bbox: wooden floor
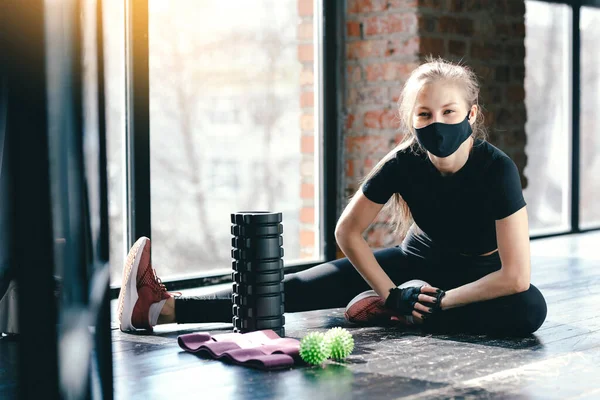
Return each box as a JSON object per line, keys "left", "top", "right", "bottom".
{"left": 3, "top": 231, "right": 600, "bottom": 399}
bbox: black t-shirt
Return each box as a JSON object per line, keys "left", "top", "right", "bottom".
{"left": 361, "top": 139, "right": 526, "bottom": 255}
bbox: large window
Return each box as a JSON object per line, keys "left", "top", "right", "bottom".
{"left": 106, "top": 0, "right": 325, "bottom": 284}
{"left": 147, "top": 0, "right": 320, "bottom": 279}
{"left": 523, "top": 1, "right": 572, "bottom": 235}
{"left": 580, "top": 6, "right": 600, "bottom": 228}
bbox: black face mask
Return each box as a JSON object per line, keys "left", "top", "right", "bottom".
{"left": 414, "top": 113, "right": 472, "bottom": 158}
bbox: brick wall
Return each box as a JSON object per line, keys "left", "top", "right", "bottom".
{"left": 343, "top": 0, "right": 528, "bottom": 249}
{"left": 298, "top": 0, "right": 316, "bottom": 259}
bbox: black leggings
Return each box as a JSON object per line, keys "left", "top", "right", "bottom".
{"left": 176, "top": 227, "right": 547, "bottom": 337}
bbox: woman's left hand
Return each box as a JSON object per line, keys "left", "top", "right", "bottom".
{"left": 416, "top": 285, "right": 446, "bottom": 319}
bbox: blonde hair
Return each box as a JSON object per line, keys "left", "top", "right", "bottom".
{"left": 359, "top": 57, "right": 488, "bottom": 239}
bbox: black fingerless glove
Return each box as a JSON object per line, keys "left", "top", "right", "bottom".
{"left": 383, "top": 286, "right": 422, "bottom": 315}
{"left": 429, "top": 290, "right": 446, "bottom": 314}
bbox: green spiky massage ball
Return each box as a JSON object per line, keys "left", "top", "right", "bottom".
{"left": 324, "top": 327, "right": 354, "bottom": 361}
{"left": 300, "top": 332, "right": 331, "bottom": 365}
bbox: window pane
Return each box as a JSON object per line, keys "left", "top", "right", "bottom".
{"left": 149, "top": 0, "right": 320, "bottom": 279}
{"left": 523, "top": 1, "right": 571, "bottom": 235}
{"left": 104, "top": 0, "right": 126, "bottom": 285}
{"left": 580, "top": 6, "right": 600, "bottom": 228}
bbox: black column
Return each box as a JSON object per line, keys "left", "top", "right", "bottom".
{"left": 5, "top": 1, "right": 60, "bottom": 398}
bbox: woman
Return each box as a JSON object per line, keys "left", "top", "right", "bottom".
{"left": 117, "top": 58, "right": 547, "bottom": 337}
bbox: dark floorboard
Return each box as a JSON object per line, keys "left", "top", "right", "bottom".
{"left": 2, "top": 232, "right": 600, "bottom": 399}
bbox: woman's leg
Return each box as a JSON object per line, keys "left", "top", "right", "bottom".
{"left": 172, "top": 245, "right": 432, "bottom": 324}
{"left": 423, "top": 284, "right": 547, "bottom": 337}
{"left": 421, "top": 252, "right": 548, "bottom": 337}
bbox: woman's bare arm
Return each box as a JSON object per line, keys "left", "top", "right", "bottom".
{"left": 335, "top": 191, "right": 401, "bottom": 300}
{"left": 440, "top": 206, "right": 531, "bottom": 310}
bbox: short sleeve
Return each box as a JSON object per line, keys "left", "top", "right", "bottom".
{"left": 360, "top": 156, "right": 399, "bottom": 204}
{"left": 491, "top": 156, "right": 527, "bottom": 220}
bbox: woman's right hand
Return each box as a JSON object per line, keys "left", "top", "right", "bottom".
{"left": 384, "top": 285, "right": 440, "bottom": 324}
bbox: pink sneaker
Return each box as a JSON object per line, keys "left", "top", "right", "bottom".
{"left": 117, "top": 237, "right": 172, "bottom": 332}
{"left": 344, "top": 280, "right": 429, "bottom": 325}
{"left": 344, "top": 290, "right": 394, "bottom": 324}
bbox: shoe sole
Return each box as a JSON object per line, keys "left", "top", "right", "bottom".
{"left": 117, "top": 237, "right": 148, "bottom": 332}
{"left": 344, "top": 279, "right": 430, "bottom": 324}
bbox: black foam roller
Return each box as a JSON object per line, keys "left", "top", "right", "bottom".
{"left": 232, "top": 315, "right": 285, "bottom": 330}
{"left": 232, "top": 292, "right": 284, "bottom": 308}
{"left": 232, "top": 259, "right": 284, "bottom": 273}
{"left": 231, "top": 211, "right": 282, "bottom": 225}
{"left": 232, "top": 270, "right": 284, "bottom": 285}
{"left": 232, "top": 236, "right": 283, "bottom": 250}
{"left": 233, "top": 282, "right": 284, "bottom": 296}
{"left": 232, "top": 247, "right": 284, "bottom": 261}
{"left": 232, "top": 303, "right": 285, "bottom": 319}
{"left": 231, "top": 223, "right": 283, "bottom": 237}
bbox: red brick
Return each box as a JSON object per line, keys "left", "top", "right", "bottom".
{"left": 347, "top": 158, "right": 385, "bottom": 179}
{"left": 495, "top": 21, "right": 525, "bottom": 38}
{"left": 297, "top": 21, "right": 313, "bottom": 40}
{"left": 482, "top": 110, "right": 495, "bottom": 126}
{"left": 298, "top": 0, "right": 313, "bottom": 17}
{"left": 448, "top": 40, "right": 466, "bottom": 56}
{"left": 418, "top": 36, "right": 445, "bottom": 56}
{"left": 300, "top": 207, "right": 315, "bottom": 224}
{"left": 346, "top": 135, "right": 393, "bottom": 155}
{"left": 380, "top": 109, "right": 398, "bottom": 128}
{"left": 514, "top": 22, "right": 525, "bottom": 36}
{"left": 346, "top": 113, "right": 356, "bottom": 130}
{"left": 297, "top": 44, "right": 313, "bottom": 62}
{"left": 475, "top": 64, "right": 494, "bottom": 80}
{"left": 363, "top": 158, "right": 376, "bottom": 169}
{"left": 348, "top": 65, "right": 362, "bottom": 82}
{"left": 447, "top": 0, "right": 469, "bottom": 12}
{"left": 390, "top": 85, "right": 403, "bottom": 102}
{"left": 347, "top": 86, "right": 389, "bottom": 106}
{"left": 301, "top": 183, "right": 314, "bottom": 199}
{"left": 346, "top": 159, "right": 355, "bottom": 177}
{"left": 347, "top": 0, "right": 389, "bottom": 14}
{"left": 364, "top": 13, "right": 418, "bottom": 36}
{"left": 512, "top": 66, "right": 525, "bottom": 81}
{"left": 418, "top": 15, "right": 437, "bottom": 33}
{"left": 387, "top": 36, "right": 420, "bottom": 56}
{"left": 495, "top": 65, "right": 510, "bottom": 83}
{"left": 300, "top": 68, "right": 313, "bottom": 86}
{"left": 301, "top": 135, "right": 314, "bottom": 153}
{"left": 418, "top": 0, "right": 445, "bottom": 10}
{"left": 365, "top": 62, "right": 418, "bottom": 82}
{"left": 347, "top": 21, "right": 362, "bottom": 38}
{"left": 364, "top": 109, "right": 399, "bottom": 129}
{"left": 506, "top": 0, "right": 526, "bottom": 17}
{"left": 300, "top": 230, "right": 315, "bottom": 246}
{"left": 300, "top": 91, "right": 314, "bottom": 107}
{"left": 389, "top": 0, "right": 418, "bottom": 7}
{"left": 347, "top": 40, "right": 388, "bottom": 59}
{"left": 470, "top": 42, "right": 494, "bottom": 59}
{"left": 503, "top": 130, "right": 524, "bottom": 148}
{"left": 300, "top": 114, "right": 314, "bottom": 131}
{"left": 438, "top": 16, "right": 474, "bottom": 36}
{"left": 506, "top": 43, "right": 525, "bottom": 59}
